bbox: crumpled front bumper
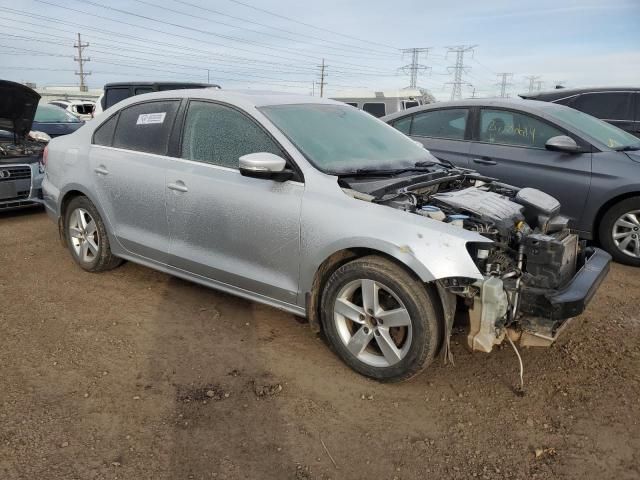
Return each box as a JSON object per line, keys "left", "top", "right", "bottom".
{"left": 518, "top": 247, "right": 611, "bottom": 340}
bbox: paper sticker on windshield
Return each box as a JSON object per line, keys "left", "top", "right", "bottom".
{"left": 136, "top": 112, "right": 166, "bottom": 125}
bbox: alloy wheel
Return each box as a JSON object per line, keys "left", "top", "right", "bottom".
{"left": 333, "top": 279, "right": 413, "bottom": 367}
{"left": 612, "top": 210, "right": 640, "bottom": 259}
{"left": 68, "top": 207, "right": 100, "bottom": 263}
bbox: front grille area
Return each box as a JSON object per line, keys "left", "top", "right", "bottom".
{"left": 0, "top": 165, "right": 32, "bottom": 203}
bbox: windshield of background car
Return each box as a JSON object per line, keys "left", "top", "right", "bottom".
{"left": 260, "top": 103, "right": 433, "bottom": 173}
{"left": 547, "top": 106, "right": 639, "bottom": 150}
{"left": 35, "top": 105, "right": 81, "bottom": 123}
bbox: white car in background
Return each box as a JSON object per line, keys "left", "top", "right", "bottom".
{"left": 48, "top": 99, "right": 96, "bottom": 121}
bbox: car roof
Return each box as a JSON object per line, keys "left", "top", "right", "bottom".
{"left": 381, "top": 98, "right": 566, "bottom": 122}
{"left": 104, "top": 81, "right": 220, "bottom": 89}
{"left": 107, "top": 89, "right": 344, "bottom": 111}
{"left": 519, "top": 86, "right": 640, "bottom": 101}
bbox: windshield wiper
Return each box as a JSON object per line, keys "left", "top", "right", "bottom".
{"left": 339, "top": 165, "right": 437, "bottom": 177}
{"left": 615, "top": 144, "right": 640, "bottom": 152}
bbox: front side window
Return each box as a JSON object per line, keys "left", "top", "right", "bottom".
{"left": 261, "top": 103, "right": 432, "bottom": 174}
{"left": 180, "top": 101, "right": 283, "bottom": 169}
{"left": 573, "top": 92, "right": 633, "bottom": 121}
{"left": 362, "top": 103, "right": 386, "bottom": 117}
{"left": 411, "top": 108, "right": 468, "bottom": 139}
{"left": 112, "top": 100, "right": 179, "bottom": 155}
{"left": 479, "top": 109, "right": 563, "bottom": 149}
{"left": 34, "top": 104, "right": 81, "bottom": 123}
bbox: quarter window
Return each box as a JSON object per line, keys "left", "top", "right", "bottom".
{"left": 572, "top": 92, "right": 633, "bottom": 121}
{"left": 93, "top": 114, "right": 118, "bottom": 146}
{"left": 105, "top": 87, "right": 130, "bottom": 109}
{"left": 112, "top": 100, "right": 179, "bottom": 155}
{"left": 392, "top": 116, "right": 412, "bottom": 134}
{"left": 411, "top": 109, "right": 468, "bottom": 139}
{"left": 479, "top": 109, "right": 564, "bottom": 149}
{"left": 180, "top": 101, "right": 283, "bottom": 169}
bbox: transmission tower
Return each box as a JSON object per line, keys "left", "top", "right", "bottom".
{"left": 400, "top": 48, "right": 431, "bottom": 88}
{"left": 535, "top": 80, "right": 544, "bottom": 92}
{"left": 495, "top": 72, "right": 513, "bottom": 98}
{"left": 524, "top": 75, "right": 541, "bottom": 94}
{"left": 317, "top": 58, "right": 327, "bottom": 97}
{"left": 445, "top": 45, "right": 477, "bottom": 101}
{"left": 74, "top": 33, "right": 90, "bottom": 92}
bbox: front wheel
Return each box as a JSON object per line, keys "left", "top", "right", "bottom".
{"left": 320, "top": 255, "right": 442, "bottom": 382}
{"left": 64, "top": 196, "right": 122, "bottom": 272}
{"left": 599, "top": 197, "right": 640, "bottom": 266}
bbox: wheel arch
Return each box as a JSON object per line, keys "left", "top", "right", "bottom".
{"left": 304, "top": 247, "right": 443, "bottom": 335}
{"left": 593, "top": 192, "right": 640, "bottom": 243}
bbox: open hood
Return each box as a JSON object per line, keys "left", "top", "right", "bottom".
{"left": 0, "top": 80, "right": 40, "bottom": 138}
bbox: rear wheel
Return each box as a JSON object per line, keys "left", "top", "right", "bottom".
{"left": 599, "top": 197, "right": 640, "bottom": 266}
{"left": 320, "top": 255, "right": 442, "bottom": 382}
{"left": 64, "top": 196, "right": 122, "bottom": 272}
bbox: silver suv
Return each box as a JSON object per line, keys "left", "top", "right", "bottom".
{"left": 42, "top": 90, "right": 610, "bottom": 382}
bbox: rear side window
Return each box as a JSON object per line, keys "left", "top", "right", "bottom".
{"left": 572, "top": 92, "right": 633, "bottom": 121}
{"left": 180, "top": 101, "right": 282, "bottom": 169}
{"left": 93, "top": 114, "right": 118, "bottom": 146}
{"left": 479, "top": 109, "right": 563, "bottom": 149}
{"left": 411, "top": 109, "right": 468, "bottom": 139}
{"left": 362, "top": 103, "right": 386, "bottom": 117}
{"left": 403, "top": 100, "right": 419, "bottom": 109}
{"left": 392, "top": 116, "right": 412, "bottom": 134}
{"left": 345, "top": 102, "right": 358, "bottom": 108}
{"left": 135, "top": 87, "right": 154, "bottom": 95}
{"left": 105, "top": 87, "right": 131, "bottom": 109}
{"left": 112, "top": 100, "right": 179, "bottom": 155}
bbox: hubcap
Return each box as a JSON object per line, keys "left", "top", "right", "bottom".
{"left": 68, "top": 208, "right": 99, "bottom": 263}
{"left": 613, "top": 210, "right": 640, "bottom": 258}
{"left": 334, "top": 279, "right": 412, "bottom": 367}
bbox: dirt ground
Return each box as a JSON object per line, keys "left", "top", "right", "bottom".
{"left": 1, "top": 208, "right": 639, "bottom": 480}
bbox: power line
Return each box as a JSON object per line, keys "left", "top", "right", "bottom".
{"left": 224, "top": 0, "right": 399, "bottom": 51}
{"left": 446, "top": 45, "right": 477, "bottom": 101}
{"left": 400, "top": 48, "right": 431, "bottom": 88}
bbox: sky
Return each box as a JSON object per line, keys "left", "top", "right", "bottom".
{"left": 1, "top": 0, "right": 639, "bottom": 100}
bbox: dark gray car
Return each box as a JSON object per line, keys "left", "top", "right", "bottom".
{"left": 383, "top": 99, "right": 640, "bottom": 266}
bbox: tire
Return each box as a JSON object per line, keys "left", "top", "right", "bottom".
{"left": 320, "top": 255, "right": 442, "bottom": 382}
{"left": 64, "top": 196, "right": 122, "bottom": 272}
{"left": 599, "top": 197, "right": 640, "bottom": 267}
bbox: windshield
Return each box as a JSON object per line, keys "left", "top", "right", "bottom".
{"left": 547, "top": 106, "right": 639, "bottom": 150}
{"left": 35, "top": 104, "right": 81, "bottom": 123}
{"left": 260, "top": 103, "right": 432, "bottom": 173}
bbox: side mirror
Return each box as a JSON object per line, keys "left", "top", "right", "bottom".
{"left": 239, "top": 152, "right": 293, "bottom": 181}
{"left": 545, "top": 135, "right": 584, "bottom": 154}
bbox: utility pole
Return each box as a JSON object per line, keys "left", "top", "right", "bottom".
{"left": 400, "top": 47, "right": 431, "bottom": 88}
{"left": 318, "top": 58, "right": 326, "bottom": 97}
{"left": 470, "top": 86, "right": 478, "bottom": 98}
{"left": 74, "top": 33, "right": 90, "bottom": 92}
{"left": 445, "top": 45, "right": 477, "bottom": 101}
{"left": 524, "top": 75, "right": 541, "bottom": 94}
{"left": 495, "top": 72, "right": 513, "bottom": 98}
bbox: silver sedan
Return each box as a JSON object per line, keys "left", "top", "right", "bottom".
{"left": 42, "top": 90, "right": 609, "bottom": 382}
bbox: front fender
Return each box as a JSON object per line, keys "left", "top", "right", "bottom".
{"left": 299, "top": 187, "right": 489, "bottom": 297}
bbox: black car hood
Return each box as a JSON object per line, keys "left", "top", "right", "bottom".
{"left": 0, "top": 80, "right": 40, "bottom": 138}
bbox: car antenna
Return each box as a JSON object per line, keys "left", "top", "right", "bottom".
{"left": 506, "top": 334, "right": 525, "bottom": 396}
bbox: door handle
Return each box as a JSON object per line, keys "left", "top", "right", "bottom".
{"left": 472, "top": 158, "right": 497, "bottom": 166}
{"left": 167, "top": 181, "right": 188, "bottom": 193}
{"left": 94, "top": 165, "right": 109, "bottom": 175}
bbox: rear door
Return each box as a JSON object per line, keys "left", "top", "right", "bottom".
{"left": 89, "top": 99, "right": 180, "bottom": 263}
{"left": 392, "top": 107, "right": 473, "bottom": 167}
{"left": 468, "top": 107, "right": 592, "bottom": 227}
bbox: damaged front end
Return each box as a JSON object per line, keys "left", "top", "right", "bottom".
{"left": 340, "top": 165, "right": 611, "bottom": 354}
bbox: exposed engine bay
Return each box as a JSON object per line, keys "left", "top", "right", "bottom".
{"left": 339, "top": 164, "right": 607, "bottom": 355}
{"left": 0, "top": 134, "right": 46, "bottom": 164}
